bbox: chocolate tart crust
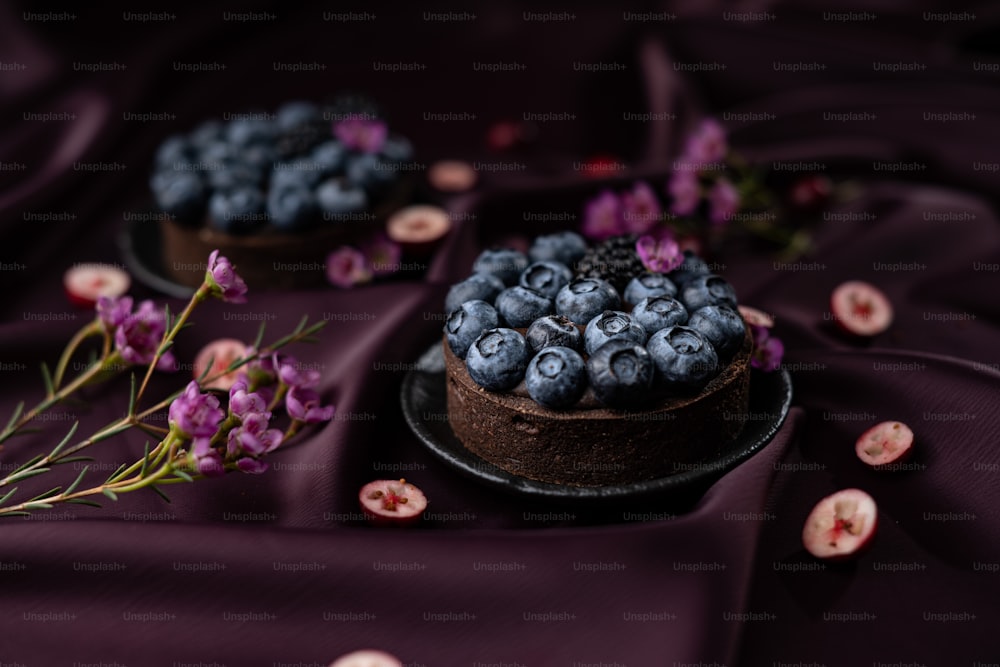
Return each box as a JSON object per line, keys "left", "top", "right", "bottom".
{"left": 444, "top": 332, "right": 752, "bottom": 487}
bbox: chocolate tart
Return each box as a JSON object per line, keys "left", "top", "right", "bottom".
{"left": 443, "top": 330, "right": 752, "bottom": 487}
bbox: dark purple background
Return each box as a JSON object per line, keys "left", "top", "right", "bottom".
{"left": 2, "top": 1, "right": 1000, "bottom": 664}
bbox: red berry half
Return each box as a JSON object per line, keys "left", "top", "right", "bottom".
{"left": 386, "top": 205, "right": 452, "bottom": 257}
{"left": 359, "top": 479, "right": 427, "bottom": 526}
{"left": 64, "top": 263, "right": 131, "bottom": 308}
{"left": 802, "top": 488, "right": 878, "bottom": 560}
{"left": 830, "top": 280, "right": 893, "bottom": 336}
{"left": 193, "top": 338, "right": 248, "bottom": 391}
{"left": 427, "top": 160, "right": 478, "bottom": 193}
{"left": 787, "top": 174, "right": 833, "bottom": 214}
{"left": 855, "top": 420, "right": 914, "bottom": 467}
{"left": 329, "top": 650, "right": 403, "bottom": 667}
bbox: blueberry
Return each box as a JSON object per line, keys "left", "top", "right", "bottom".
{"left": 207, "top": 160, "right": 264, "bottom": 191}
{"left": 687, "top": 305, "right": 746, "bottom": 361}
{"left": 152, "top": 171, "right": 207, "bottom": 222}
{"left": 472, "top": 248, "right": 529, "bottom": 286}
{"left": 312, "top": 141, "right": 346, "bottom": 175}
{"left": 525, "top": 346, "right": 587, "bottom": 409}
{"left": 207, "top": 186, "right": 266, "bottom": 234}
{"left": 623, "top": 272, "right": 677, "bottom": 304}
{"left": 199, "top": 140, "right": 239, "bottom": 169}
{"left": 528, "top": 231, "right": 588, "bottom": 266}
{"left": 518, "top": 261, "right": 573, "bottom": 299}
{"left": 275, "top": 100, "right": 320, "bottom": 131}
{"left": 444, "top": 273, "right": 506, "bottom": 314}
{"left": 680, "top": 274, "right": 738, "bottom": 312}
{"left": 465, "top": 328, "right": 530, "bottom": 392}
{"left": 495, "top": 286, "right": 554, "bottom": 328}
{"left": 154, "top": 135, "right": 192, "bottom": 168}
{"left": 584, "top": 310, "right": 648, "bottom": 356}
{"left": 316, "top": 179, "right": 368, "bottom": 219}
{"left": 346, "top": 153, "right": 397, "bottom": 191}
{"left": 190, "top": 120, "right": 225, "bottom": 148}
{"left": 226, "top": 117, "right": 275, "bottom": 147}
{"left": 379, "top": 134, "right": 414, "bottom": 163}
{"left": 586, "top": 340, "right": 655, "bottom": 409}
{"left": 647, "top": 326, "right": 720, "bottom": 391}
{"left": 272, "top": 159, "right": 324, "bottom": 190}
{"left": 667, "top": 250, "right": 712, "bottom": 289}
{"left": 267, "top": 185, "right": 318, "bottom": 230}
{"left": 554, "top": 278, "right": 621, "bottom": 325}
{"left": 631, "top": 296, "right": 688, "bottom": 335}
{"left": 525, "top": 314, "right": 583, "bottom": 353}
{"left": 240, "top": 144, "right": 278, "bottom": 173}
{"left": 445, "top": 300, "right": 499, "bottom": 359}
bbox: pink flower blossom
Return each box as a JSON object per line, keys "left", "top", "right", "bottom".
{"left": 620, "top": 181, "right": 661, "bottom": 235}
{"left": 636, "top": 235, "right": 684, "bottom": 273}
{"left": 115, "top": 300, "right": 175, "bottom": 371}
{"left": 334, "top": 117, "right": 388, "bottom": 153}
{"left": 750, "top": 325, "right": 784, "bottom": 372}
{"left": 667, "top": 170, "right": 701, "bottom": 217}
{"left": 683, "top": 118, "right": 728, "bottom": 166}
{"left": 708, "top": 178, "right": 740, "bottom": 226}
{"left": 326, "top": 246, "right": 373, "bottom": 288}
{"left": 169, "top": 381, "right": 225, "bottom": 438}
{"left": 206, "top": 250, "right": 248, "bottom": 303}
{"left": 362, "top": 233, "right": 402, "bottom": 277}
{"left": 581, "top": 190, "right": 626, "bottom": 241}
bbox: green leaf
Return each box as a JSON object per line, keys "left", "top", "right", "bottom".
{"left": 66, "top": 498, "right": 103, "bottom": 508}
{"left": 102, "top": 488, "right": 119, "bottom": 501}
{"left": 173, "top": 469, "right": 194, "bottom": 483}
{"left": 140, "top": 442, "right": 151, "bottom": 478}
{"left": 9, "top": 454, "right": 43, "bottom": 476}
{"left": 40, "top": 362, "right": 55, "bottom": 397}
{"left": 64, "top": 466, "right": 88, "bottom": 495}
{"left": 127, "top": 373, "right": 137, "bottom": 417}
{"left": 3, "top": 401, "right": 24, "bottom": 434}
{"left": 252, "top": 322, "right": 266, "bottom": 350}
{"left": 294, "top": 314, "right": 308, "bottom": 335}
{"left": 49, "top": 421, "right": 80, "bottom": 459}
{"left": 0, "top": 487, "right": 18, "bottom": 506}
{"left": 150, "top": 486, "right": 172, "bottom": 504}
{"left": 4, "top": 467, "right": 50, "bottom": 484}
{"left": 28, "top": 487, "right": 62, "bottom": 502}
{"left": 22, "top": 502, "right": 53, "bottom": 511}
{"left": 196, "top": 354, "right": 215, "bottom": 383}
{"left": 103, "top": 464, "right": 128, "bottom": 485}
{"left": 0, "top": 511, "right": 31, "bottom": 517}
{"left": 163, "top": 302, "right": 172, "bottom": 330}
{"left": 53, "top": 456, "right": 94, "bottom": 466}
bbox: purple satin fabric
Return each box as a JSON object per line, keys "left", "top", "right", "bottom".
{"left": 2, "top": 1, "right": 999, "bottom": 664}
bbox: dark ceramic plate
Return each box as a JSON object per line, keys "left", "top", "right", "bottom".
{"left": 401, "top": 343, "right": 793, "bottom": 505}
{"left": 117, "top": 216, "right": 196, "bottom": 299}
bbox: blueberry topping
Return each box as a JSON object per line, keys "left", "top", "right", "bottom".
{"left": 226, "top": 117, "right": 275, "bottom": 147}
{"left": 472, "top": 248, "right": 530, "bottom": 286}
{"left": 623, "top": 272, "right": 677, "bottom": 305}
{"left": 554, "top": 278, "right": 621, "bottom": 325}
{"left": 445, "top": 273, "right": 505, "bottom": 314}
{"left": 275, "top": 101, "right": 320, "bottom": 131}
{"left": 687, "top": 305, "right": 746, "bottom": 361}
{"left": 346, "top": 153, "right": 397, "bottom": 191}
{"left": 667, "top": 251, "right": 712, "bottom": 289}
{"left": 495, "top": 286, "right": 554, "bottom": 328}
{"left": 154, "top": 135, "right": 192, "bottom": 168}
{"left": 316, "top": 179, "right": 368, "bottom": 218}
{"left": 267, "top": 185, "right": 318, "bottom": 230}
{"left": 445, "top": 300, "right": 499, "bottom": 359}
{"left": 583, "top": 310, "right": 648, "bottom": 356}
{"left": 586, "top": 340, "right": 655, "bottom": 409}
{"left": 630, "top": 296, "right": 689, "bottom": 335}
{"left": 525, "top": 314, "right": 583, "bottom": 353}
{"left": 528, "top": 231, "right": 588, "bottom": 266}
{"left": 272, "top": 159, "right": 325, "bottom": 190}
{"left": 525, "top": 346, "right": 587, "bottom": 409}
{"left": 647, "top": 326, "right": 720, "bottom": 391}
{"left": 465, "top": 328, "right": 530, "bottom": 392}
{"left": 312, "top": 141, "right": 346, "bottom": 175}
{"left": 379, "top": 134, "right": 415, "bottom": 163}
{"left": 150, "top": 171, "right": 207, "bottom": 223}
{"left": 518, "top": 261, "right": 573, "bottom": 299}
{"left": 680, "top": 274, "right": 738, "bottom": 312}
{"left": 207, "top": 186, "right": 267, "bottom": 234}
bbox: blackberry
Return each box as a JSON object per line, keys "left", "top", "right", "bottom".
{"left": 574, "top": 234, "right": 644, "bottom": 292}
{"left": 274, "top": 115, "right": 330, "bottom": 160}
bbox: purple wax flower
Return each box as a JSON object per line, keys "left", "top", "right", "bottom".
{"left": 636, "top": 235, "right": 684, "bottom": 274}
{"left": 227, "top": 412, "right": 283, "bottom": 458}
{"left": 285, "top": 386, "right": 335, "bottom": 424}
{"left": 362, "top": 233, "right": 402, "bottom": 277}
{"left": 683, "top": 118, "right": 728, "bottom": 166}
{"left": 581, "top": 190, "right": 626, "bottom": 241}
{"left": 621, "top": 181, "right": 661, "bottom": 235}
{"left": 326, "top": 246, "right": 373, "bottom": 289}
{"left": 206, "top": 250, "right": 248, "bottom": 304}
{"left": 750, "top": 325, "right": 785, "bottom": 373}
{"left": 667, "top": 170, "right": 701, "bottom": 217}
{"left": 229, "top": 380, "right": 267, "bottom": 419}
{"left": 334, "top": 117, "right": 388, "bottom": 153}
{"left": 97, "top": 295, "right": 132, "bottom": 330}
{"left": 114, "top": 299, "right": 175, "bottom": 371}
{"left": 236, "top": 458, "right": 269, "bottom": 474}
{"left": 277, "top": 356, "right": 321, "bottom": 390}
{"left": 708, "top": 178, "right": 740, "bottom": 226}
{"left": 191, "top": 437, "right": 225, "bottom": 478}
{"left": 169, "top": 381, "right": 225, "bottom": 438}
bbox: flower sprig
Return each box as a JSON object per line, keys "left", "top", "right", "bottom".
{"left": 0, "top": 250, "right": 333, "bottom": 517}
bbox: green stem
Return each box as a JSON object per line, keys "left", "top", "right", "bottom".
{"left": 52, "top": 320, "right": 104, "bottom": 390}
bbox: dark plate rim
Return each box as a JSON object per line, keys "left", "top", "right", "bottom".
{"left": 400, "top": 343, "right": 793, "bottom": 504}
